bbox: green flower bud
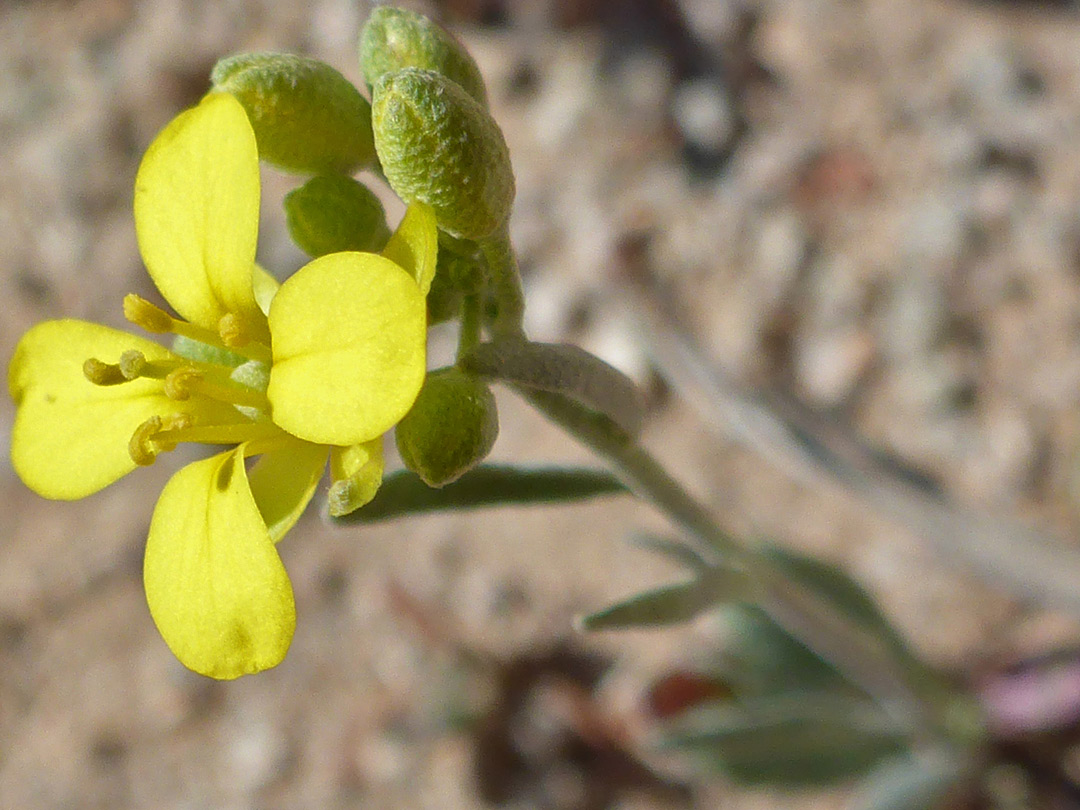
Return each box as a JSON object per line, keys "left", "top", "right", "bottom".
{"left": 396, "top": 368, "right": 499, "bottom": 487}
{"left": 372, "top": 68, "right": 515, "bottom": 240}
{"left": 211, "top": 53, "right": 376, "bottom": 174}
{"left": 285, "top": 175, "right": 391, "bottom": 257}
{"left": 359, "top": 6, "right": 488, "bottom": 107}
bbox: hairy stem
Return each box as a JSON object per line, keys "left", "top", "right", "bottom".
{"left": 479, "top": 226, "right": 526, "bottom": 339}
{"left": 524, "top": 388, "right": 942, "bottom": 736}
{"left": 457, "top": 293, "right": 482, "bottom": 359}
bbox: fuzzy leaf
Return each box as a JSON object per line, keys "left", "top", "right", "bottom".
{"left": 462, "top": 340, "right": 645, "bottom": 436}
{"left": 333, "top": 465, "right": 627, "bottom": 523}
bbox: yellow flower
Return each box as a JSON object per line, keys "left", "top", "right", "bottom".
{"left": 8, "top": 93, "right": 437, "bottom": 679}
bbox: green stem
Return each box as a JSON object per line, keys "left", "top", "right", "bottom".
{"left": 521, "top": 389, "right": 737, "bottom": 559}
{"left": 479, "top": 226, "right": 526, "bottom": 339}
{"left": 457, "top": 294, "right": 482, "bottom": 360}
{"left": 481, "top": 233, "right": 946, "bottom": 738}
{"left": 523, "top": 388, "right": 939, "bottom": 736}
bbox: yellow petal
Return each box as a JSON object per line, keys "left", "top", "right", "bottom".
{"left": 382, "top": 201, "right": 438, "bottom": 295}
{"left": 248, "top": 438, "right": 328, "bottom": 543}
{"left": 267, "top": 252, "right": 426, "bottom": 445}
{"left": 9, "top": 320, "right": 237, "bottom": 500}
{"left": 327, "top": 437, "right": 384, "bottom": 517}
{"left": 144, "top": 447, "right": 295, "bottom": 679}
{"left": 134, "top": 93, "right": 268, "bottom": 342}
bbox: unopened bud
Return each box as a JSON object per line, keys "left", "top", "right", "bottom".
{"left": 285, "top": 175, "right": 391, "bottom": 257}
{"left": 360, "top": 6, "right": 488, "bottom": 107}
{"left": 395, "top": 368, "right": 498, "bottom": 487}
{"left": 373, "top": 68, "right": 514, "bottom": 240}
{"left": 211, "top": 53, "right": 376, "bottom": 175}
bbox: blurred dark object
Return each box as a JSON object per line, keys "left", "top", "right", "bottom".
{"left": 646, "top": 670, "right": 732, "bottom": 719}
{"left": 473, "top": 643, "right": 693, "bottom": 809}
{"left": 386, "top": 580, "right": 691, "bottom": 809}
{"left": 434, "top": 0, "right": 510, "bottom": 27}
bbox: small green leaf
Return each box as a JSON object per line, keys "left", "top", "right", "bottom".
{"left": 212, "top": 53, "right": 375, "bottom": 174}
{"left": 285, "top": 175, "right": 390, "bottom": 257}
{"left": 762, "top": 546, "right": 916, "bottom": 663}
{"left": 461, "top": 340, "right": 645, "bottom": 436}
{"left": 663, "top": 693, "right": 907, "bottom": 787}
{"left": 332, "top": 465, "right": 628, "bottom": 524}
{"left": 360, "top": 6, "right": 488, "bottom": 107}
{"left": 581, "top": 568, "right": 747, "bottom": 630}
{"left": 849, "top": 749, "right": 971, "bottom": 810}
{"left": 631, "top": 533, "right": 710, "bottom": 572}
{"left": 713, "top": 604, "right": 847, "bottom": 695}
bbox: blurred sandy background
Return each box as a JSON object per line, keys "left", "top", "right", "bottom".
{"left": 6, "top": 0, "right": 1080, "bottom": 807}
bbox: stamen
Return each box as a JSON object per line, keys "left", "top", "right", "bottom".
{"left": 119, "top": 350, "right": 148, "bottom": 380}
{"left": 127, "top": 413, "right": 194, "bottom": 465}
{"left": 218, "top": 313, "right": 248, "bottom": 347}
{"left": 123, "top": 293, "right": 272, "bottom": 365}
{"left": 192, "top": 377, "right": 269, "bottom": 409}
{"left": 153, "top": 421, "right": 286, "bottom": 446}
{"left": 129, "top": 416, "right": 163, "bottom": 466}
{"left": 123, "top": 294, "right": 174, "bottom": 334}
{"left": 83, "top": 358, "right": 128, "bottom": 386}
{"left": 220, "top": 313, "right": 273, "bottom": 365}
{"left": 159, "top": 364, "right": 269, "bottom": 409}
{"left": 164, "top": 367, "right": 201, "bottom": 400}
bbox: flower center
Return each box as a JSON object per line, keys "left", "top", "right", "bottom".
{"left": 83, "top": 296, "right": 288, "bottom": 466}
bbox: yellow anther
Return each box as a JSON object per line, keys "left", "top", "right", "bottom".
{"left": 123, "top": 294, "right": 175, "bottom": 334}
{"left": 127, "top": 413, "right": 192, "bottom": 465}
{"left": 119, "top": 350, "right": 148, "bottom": 380}
{"left": 153, "top": 413, "right": 193, "bottom": 451}
{"left": 164, "top": 367, "right": 202, "bottom": 400}
{"left": 129, "top": 416, "right": 163, "bottom": 466}
{"left": 218, "top": 312, "right": 249, "bottom": 348}
{"left": 83, "top": 358, "right": 127, "bottom": 386}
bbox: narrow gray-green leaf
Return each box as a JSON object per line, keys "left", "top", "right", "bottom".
{"left": 582, "top": 568, "right": 747, "bottom": 630}
{"left": 631, "top": 533, "right": 710, "bottom": 572}
{"left": 662, "top": 693, "right": 907, "bottom": 787}
{"left": 761, "top": 546, "right": 917, "bottom": 665}
{"left": 332, "top": 465, "right": 628, "bottom": 524}
{"left": 461, "top": 340, "right": 646, "bottom": 436}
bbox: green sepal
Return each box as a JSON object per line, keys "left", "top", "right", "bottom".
{"left": 425, "top": 262, "right": 462, "bottom": 326}
{"left": 396, "top": 368, "right": 499, "bottom": 487}
{"left": 330, "top": 465, "right": 628, "bottom": 524}
{"left": 662, "top": 693, "right": 907, "bottom": 787}
{"left": 581, "top": 567, "right": 748, "bottom": 631}
{"left": 360, "top": 6, "right": 488, "bottom": 107}
{"left": 426, "top": 233, "right": 486, "bottom": 324}
{"left": 373, "top": 68, "right": 514, "bottom": 239}
{"left": 211, "top": 53, "right": 376, "bottom": 174}
{"left": 285, "top": 174, "right": 390, "bottom": 257}
{"left": 438, "top": 232, "right": 485, "bottom": 293}
{"left": 171, "top": 334, "right": 247, "bottom": 368}
{"left": 461, "top": 340, "right": 645, "bottom": 436}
